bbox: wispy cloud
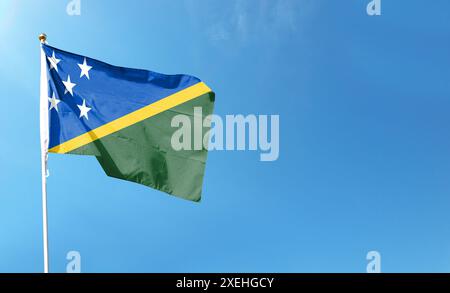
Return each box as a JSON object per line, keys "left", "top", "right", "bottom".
{"left": 184, "top": 0, "right": 317, "bottom": 44}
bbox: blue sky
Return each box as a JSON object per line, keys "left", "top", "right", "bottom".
{"left": 1, "top": 0, "right": 450, "bottom": 272}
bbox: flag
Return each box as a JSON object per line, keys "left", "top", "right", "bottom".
{"left": 42, "top": 44, "right": 215, "bottom": 202}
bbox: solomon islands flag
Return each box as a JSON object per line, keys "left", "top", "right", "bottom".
{"left": 42, "top": 44, "right": 215, "bottom": 202}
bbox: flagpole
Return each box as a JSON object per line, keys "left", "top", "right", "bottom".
{"left": 39, "top": 33, "right": 50, "bottom": 273}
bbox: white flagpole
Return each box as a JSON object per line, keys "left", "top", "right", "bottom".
{"left": 39, "top": 33, "right": 49, "bottom": 273}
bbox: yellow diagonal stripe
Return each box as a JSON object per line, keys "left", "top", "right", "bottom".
{"left": 49, "top": 82, "right": 211, "bottom": 154}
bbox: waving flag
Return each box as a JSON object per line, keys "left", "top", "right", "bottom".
{"left": 41, "top": 44, "right": 215, "bottom": 202}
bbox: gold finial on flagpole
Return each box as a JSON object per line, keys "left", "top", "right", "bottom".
{"left": 38, "top": 33, "right": 47, "bottom": 43}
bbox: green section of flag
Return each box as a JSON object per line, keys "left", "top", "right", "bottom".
{"left": 68, "top": 92, "right": 215, "bottom": 202}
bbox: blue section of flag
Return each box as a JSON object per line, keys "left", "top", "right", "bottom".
{"left": 42, "top": 44, "right": 201, "bottom": 149}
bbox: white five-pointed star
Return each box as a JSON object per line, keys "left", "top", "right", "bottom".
{"left": 48, "top": 93, "right": 61, "bottom": 111}
{"left": 77, "top": 99, "right": 92, "bottom": 120}
{"left": 78, "top": 58, "right": 93, "bottom": 79}
{"left": 47, "top": 51, "right": 61, "bottom": 72}
{"left": 62, "top": 75, "right": 76, "bottom": 96}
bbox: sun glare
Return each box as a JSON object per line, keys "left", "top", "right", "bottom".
{"left": 0, "top": 0, "right": 17, "bottom": 31}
